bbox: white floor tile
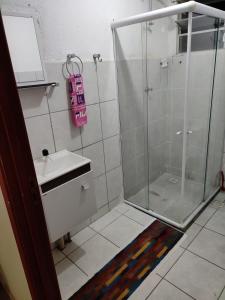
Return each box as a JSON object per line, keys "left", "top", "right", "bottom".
{"left": 205, "top": 207, "right": 225, "bottom": 236}
{"left": 113, "top": 202, "right": 130, "bottom": 214}
{"left": 209, "top": 193, "right": 225, "bottom": 209}
{"left": 56, "top": 258, "right": 88, "bottom": 300}
{"left": 181, "top": 223, "right": 202, "bottom": 248}
{"left": 68, "top": 234, "right": 119, "bottom": 277}
{"left": 155, "top": 246, "right": 185, "bottom": 277}
{"left": 100, "top": 215, "right": 144, "bottom": 248}
{"left": 52, "top": 248, "right": 65, "bottom": 264}
{"left": 63, "top": 227, "right": 96, "bottom": 256}
{"left": 166, "top": 251, "right": 225, "bottom": 300}
{"left": 194, "top": 206, "right": 216, "bottom": 227}
{"left": 147, "top": 279, "right": 193, "bottom": 300}
{"left": 124, "top": 207, "right": 156, "bottom": 227}
{"left": 90, "top": 209, "right": 121, "bottom": 232}
{"left": 188, "top": 228, "right": 225, "bottom": 269}
{"left": 219, "top": 287, "right": 225, "bottom": 300}
{"left": 129, "top": 273, "right": 161, "bottom": 300}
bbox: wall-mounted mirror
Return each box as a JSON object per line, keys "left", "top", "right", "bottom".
{"left": 2, "top": 6, "right": 47, "bottom": 87}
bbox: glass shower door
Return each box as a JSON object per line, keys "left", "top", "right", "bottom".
{"left": 146, "top": 13, "right": 221, "bottom": 225}
{"left": 146, "top": 14, "right": 188, "bottom": 224}
{"left": 184, "top": 15, "right": 221, "bottom": 214}
{"left": 114, "top": 23, "right": 149, "bottom": 210}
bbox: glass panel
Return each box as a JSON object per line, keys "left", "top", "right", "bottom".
{"left": 114, "top": 23, "right": 149, "bottom": 209}
{"left": 205, "top": 22, "right": 225, "bottom": 199}
{"left": 179, "top": 30, "right": 224, "bottom": 53}
{"left": 184, "top": 16, "right": 220, "bottom": 220}
{"left": 146, "top": 14, "right": 187, "bottom": 223}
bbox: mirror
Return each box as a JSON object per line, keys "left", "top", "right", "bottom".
{"left": 2, "top": 8, "right": 47, "bottom": 86}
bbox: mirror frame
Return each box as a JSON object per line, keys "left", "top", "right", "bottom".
{"left": 1, "top": 5, "right": 48, "bottom": 87}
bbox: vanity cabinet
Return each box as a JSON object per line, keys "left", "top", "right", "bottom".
{"left": 34, "top": 150, "right": 97, "bottom": 243}
{"left": 41, "top": 167, "right": 95, "bottom": 242}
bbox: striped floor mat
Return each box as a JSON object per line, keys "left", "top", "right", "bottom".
{"left": 69, "top": 219, "right": 183, "bottom": 300}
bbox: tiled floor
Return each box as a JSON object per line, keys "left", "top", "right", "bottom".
{"left": 53, "top": 193, "right": 225, "bottom": 300}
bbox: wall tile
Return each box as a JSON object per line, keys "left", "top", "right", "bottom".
{"left": 25, "top": 115, "right": 55, "bottom": 159}
{"left": 83, "top": 142, "right": 105, "bottom": 177}
{"left": 19, "top": 88, "right": 49, "bottom": 118}
{"left": 91, "top": 204, "right": 110, "bottom": 223}
{"left": 94, "top": 175, "right": 108, "bottom": 209}
{"left": 104, "top": 135, "right": 121, "bottom": 171}
{"left": 106, "top": 167, "right": 123, "bottom": 202}
{"left": 83, "top": 62, "right": 99, "bottom": 105}
{"left": 81, "top": 104, "right": 102, "bottom": 147}
{"left": 46, "top": 62, "right": 69, "bottom": 112}
{"left": 148, "top": 58, "right": 161, "bottom": 91}
{"left": 51, "top": 109, "right": 82, "bottom": 151}
{"left": 100, "top": 100, "right": 120, "bottom": 139}
{"left": 97, "top": 61, "right": 117, "bottom": 102}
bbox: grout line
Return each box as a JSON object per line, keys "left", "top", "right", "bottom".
{"left": 218, "top": 284, "right": 225, "bottom": 300}
{"left": 203, "top": 226, "right": 225, "bottom": 238}
{"left": 185, "top": 248, "right": 225, "bottom": 272}
{"left": 121, "top": 213, "right": 148, "bottom": 227}
{"left": 180, "top": 225, "right": 204, "bottom": 250}
{"left": 24, "top": 112, "right": 50, "bottom": 120}
{"left": 92, "top": 230, "right": 121, "bottom": 249}
{"left": 89, "top": 214, "right": 122, "bottom": 235}
{"left": 66, "top": 256, "right": 89, "bottom": 277}
{"left": 98, "top": 88, "right": 111, "bottom": 210}
{"left": 79, "top": 126, "right": 84, "bottom": 154}
{"left": 46, "top": 92, "right": 57, "bottom": 152}
{"left": 163, "top": 278, "right": 197, "bottom": 300}
{"left": 53, "top": 256, "right": 66, "bottom": 267}
{"left": 155, "top": 248, "right": 185, "bottom": 279}
{"left": 62, "top": 232, "right": 98, "bottom": 257}
{"left": 24, "top": 98, "right": 118, "bottom": 120}
{"left": 144, "top": 277, "right": 164, "bottom": 300}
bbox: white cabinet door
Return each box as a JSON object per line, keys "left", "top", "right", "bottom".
{"left": 42, "top": 171, "right": 96, "bottom": 242}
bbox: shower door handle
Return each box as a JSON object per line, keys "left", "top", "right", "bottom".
{"left": 176, "top": 131, "right": 183, "bottom": 135}
{"left": 176, "top": 130, "right": 193, "bottom": 135}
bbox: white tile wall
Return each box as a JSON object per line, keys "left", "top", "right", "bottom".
{"left": 100, "top": 100, "right": 120, "bottom": 139}
{"left": 94, "top": 175, "right": 108, "bottom": 209}
{"left": 19, "top": 88, "right": 49, "bottom": 118}
{"left": 104, "top": 135, "right": 121, "bottom": 171}
{"left": 81, "top": 104, "right": 102, "bottom": 146}
{"left": 25, "top": 115, "right": 55, "bottom": 158}
{"left": 98, "top": 61, "right": 117, "bottom": 102}
{"left": 106, "top": 166, "right": 123, "bottom": 202}
{"left": 83, "top": 142, "right": 105, "bottom": 177}
{"left": 51, "top": 110, "right": 82, "bottom": 151}
{"left": 20, "top": 60, "right": 122, "bottom": 232}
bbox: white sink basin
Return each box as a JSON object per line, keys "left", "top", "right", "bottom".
{"left": 34, "top": 150, "right": 91, "bottom": 185}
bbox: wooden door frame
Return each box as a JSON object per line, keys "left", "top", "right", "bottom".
{"left": 0, "top": 12, "right": 61, "bottom": 300}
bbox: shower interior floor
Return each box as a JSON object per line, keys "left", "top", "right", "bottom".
{"left": 129, "top": 172, "right": 204, "bottom": 224}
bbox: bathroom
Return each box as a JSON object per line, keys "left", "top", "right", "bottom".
{"left": 1, "top": 0, "right": 225, "bottom": 299}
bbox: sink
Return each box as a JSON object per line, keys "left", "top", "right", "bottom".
{"left": 34, "top": 150, "right": 91, "bottom": 185}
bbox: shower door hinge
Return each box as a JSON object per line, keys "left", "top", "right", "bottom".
{"left": 145, "top": 87, "right": 152, "bottom": 93}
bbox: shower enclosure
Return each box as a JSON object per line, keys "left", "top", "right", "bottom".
{"left": 112, "top": 1, "right": 225, "bottom": 228}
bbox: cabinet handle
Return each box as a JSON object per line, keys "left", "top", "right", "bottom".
{"left": 81, "top": 183, "right": 90, "bottom": 190}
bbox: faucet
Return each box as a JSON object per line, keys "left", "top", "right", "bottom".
{"left": 42, "top": 149, "right": 49, "bottom": 157}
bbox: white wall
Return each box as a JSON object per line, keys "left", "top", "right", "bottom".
{"left": 2, "top": 0, "right": 150, "bottom": 62}
{"left": 0, "top": 0, "right": 153, "bottom": 234}
{"left": 0, "top": 188, "right": 32, "bottom": 300}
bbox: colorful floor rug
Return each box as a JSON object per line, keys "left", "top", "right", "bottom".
{"left": 69, "top": 219, "right": 183, "bottom": 300}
